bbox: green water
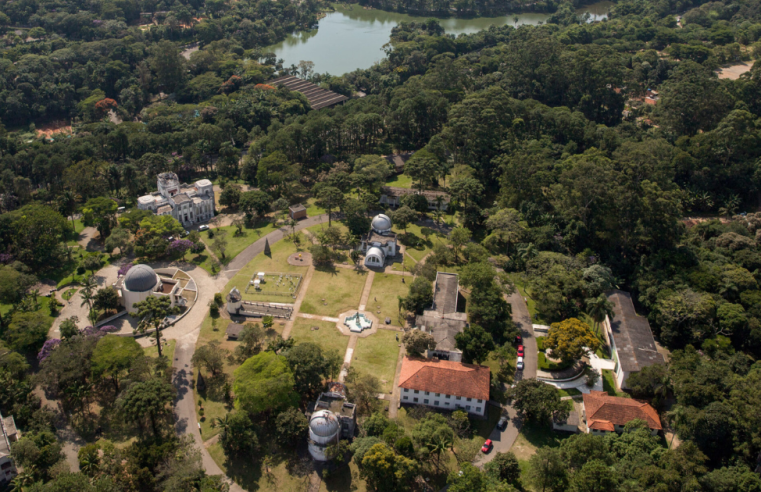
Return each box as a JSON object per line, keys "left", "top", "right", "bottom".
{"left": 268, "top": 2, "right": 613, "bottom": 75}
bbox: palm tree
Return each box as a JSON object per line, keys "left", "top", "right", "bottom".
{"left": 10, "top": 468, "right": 36, "bottom": 492}
{"left": 430, "top": 433, "right": 453, "bottom": 469}
{"left": 81, "top": 274, "right": 97, "bottom": 294}
{"left": 517, "top": 243, "right": 537, "bottom": 270}
{"left": 586, "top": 295, "right": 615, "bottom": 338}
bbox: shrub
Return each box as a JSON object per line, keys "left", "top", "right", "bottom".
{"left": 214, "top": 293, "right": 224, "bottom": 306}
{"left": 210, "top": 303, "right": 219, "bottom": 316}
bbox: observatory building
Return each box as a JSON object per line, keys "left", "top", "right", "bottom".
{"left": 360, "top": 214, "right": 397, "bottom": 268}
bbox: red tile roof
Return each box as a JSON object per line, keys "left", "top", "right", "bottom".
{"left": 583, "top": 391, "right": 662, "bottom": 431}
{"left": 398, "top": 357, "right": 490, "bottom": 401}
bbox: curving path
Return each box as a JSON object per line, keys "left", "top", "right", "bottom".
{"left": 171, "top": 214, "right": 330, "bottom": 490}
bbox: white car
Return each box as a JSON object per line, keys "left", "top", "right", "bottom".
{"left": 199, "top": 225, "right": 210, "bottom": 231}
{"left": 516, "top": 357, "right": 524, "bottom": 370}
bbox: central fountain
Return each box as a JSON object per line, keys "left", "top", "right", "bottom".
{"left": 344, "top": 312, "right": 373, "bottom": 333}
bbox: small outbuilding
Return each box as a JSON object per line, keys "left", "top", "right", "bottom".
{"left": 553, "top": 410, "right": 580, "bottom": 433}
{"left": 226, "top": 322, "right": 245, "bottom": 340}
{"left": 289, "top": 204, "right": 307, "bottom": 220}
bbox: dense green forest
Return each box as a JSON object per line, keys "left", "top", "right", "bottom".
{"left": 4, "top": 0, "right": 761, "bottom": 488}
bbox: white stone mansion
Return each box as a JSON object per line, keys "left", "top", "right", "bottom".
{"left": 137, "top": 172, "right": 215, "bottom": 227}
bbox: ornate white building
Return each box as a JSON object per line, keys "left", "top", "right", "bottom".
{"left": 360, "top": 214, "right": 397, "bottom": 268}
{"left": 116, "top": 264, "right": 187, "bottom": 314}
{"left": 137, "top": 172, "right": 215, "bottom": 227}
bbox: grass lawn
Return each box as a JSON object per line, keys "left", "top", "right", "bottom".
{"left": 367, "top": 273, "right": 407, "bottom": 326}
{"left": 320, "top": 460, "right": 368, "bottom": 492}
{"left": 603, "top": 369, "right": 629, "bottom": 397}
{"left": 183, "top": 247, "right": 216, "bottom": 275}
{"left": 385, "top": 173, "right": 414, "bottom": 189}
{"left": 510, "top": 420, "right": 572, "bottom": 461}
{"left": 307, "top": 221, "right": 350, "bottom": 239}
{"left": 352, "top": 329, "right": 401, "bottom": 393}
{"left": 538, "top": 352, "right": 573, "bottom": 371}
{"left": 300, "top": 268, "right": 367, "bottom": 317}
{"left": 143, "top": 339, "right": 176, "bottom": 362}
{"left": 557, "top": 387, "right": 582, "bottom": 397}
{"left": 289, "top": 318, "right": 350, "bottom": 356}
{"left": 393, "top": 223, "right": 445, "bottom": 263}
{"left": 304, "top": 197, "right": 327, "bottom": 218}
{"left": 208, "top": 442, "right": 312, "bottom": 492}
{"left": 61, "top": 288, "right": 77, "bottom": 301}
{"left": 205, "top": 222, "right": 277, "bottom": 263}
{"left": 223, "top": 238, "right": 310, "bottom": 303}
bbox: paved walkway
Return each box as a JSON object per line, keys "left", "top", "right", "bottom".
{"left": 358, "top": 271, "right": 375, "bottom": 311}
{"left": 387, "top": 342, "right": 407, "bottom": 418}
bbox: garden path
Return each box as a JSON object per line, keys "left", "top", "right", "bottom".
{"left": 358, "top": 270, "right": 375, "bottom": 311}
{"left": 281, "top": 263, "right": 316, "bottom": 340}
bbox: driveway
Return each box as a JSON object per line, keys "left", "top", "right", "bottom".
{"left": 474, "top": 291, "right": 537, "bottom": 466}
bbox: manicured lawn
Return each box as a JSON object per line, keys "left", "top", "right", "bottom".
{"left": 204, "top": 222, "right": 277, "bottom": 263}
{"left": 603, "top": 369, "right": 629, "bottom": 397}
{"left": 223, "top": 239, "right": 310, "bottom": 303}
{"left": 557, "top": 387, "right": 582, "bottom": 397}
{"left": 289, "top": 318, "right": 350, "bottom": 356}
{"left": 300, "top": 268, "right": 367, "bottom": 317}
{"left": 367, "top": 273, "right": 407, "bottom": 326}
{"left": 352, "top": 329, "right": 401, "bottom": 393}
{"left": 307, "top": 221, "right": 350, "bottom": 238}
{"left": 385, "top": 173, "right": 414, "bottom": 189}
{"left": 393, "top": 222, "right": 444, "bottom": 263}
{"left": 304, "top": 197, "right": 327, "bottom": 218}
{"left": 143, "top": 339, "right": 176, "bottom": 362}
{"left": 538, "top": 352, "right": 573, "bottom": 371}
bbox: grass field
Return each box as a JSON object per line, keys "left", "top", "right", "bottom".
{"left": 603, "top": 369, "right": 629, "bottom": 397}
{"left": 143, "top": 339, "right": 176, "bottom": 362}
{"left": 204, "top": 222, "right": 277, "bottom": 263}
{"left": 367, "top": 273, "right": 407, "bottom": 325}
{"left": 300, "top": 268, "right": 367, "bottom": 317}
{"left": 351, "top": 329, "right": 401, "bottom": 393}
{"left": 510, "top": 420, "right": 572, "bottom": 460}
{"left": 289, "top": 318, "right": 350, "bottom": 356}
{"left": 385, "top": 173, "right": 414, "bottom": 189}
{"left": 557, "top": 387, "right": 582, "bottom": 397}
{"left": 208, "top": 442, "right": 313, "bottom": 492}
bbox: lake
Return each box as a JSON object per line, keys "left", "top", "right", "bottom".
{"left": 267, "top": 2, "right": 614, "bottom": 76}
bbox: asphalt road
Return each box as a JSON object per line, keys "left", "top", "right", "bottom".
{"left": 172, "top": 213, "right": 330, "bottom": 490}
{"left": 474, "top": 291, "right": 537, "bottom": 466}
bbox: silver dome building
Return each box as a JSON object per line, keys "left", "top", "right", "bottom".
{"left": 308, "top": 410, "right": 340, "bottom": 461}
{"left": 360, "top": 214, "right": 398, "bottom": 268}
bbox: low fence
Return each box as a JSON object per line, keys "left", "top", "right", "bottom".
{"left": 244, "top": 272, "right": 303, "bottom": 299}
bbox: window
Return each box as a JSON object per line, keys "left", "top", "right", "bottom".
{"left": 435, "top": 393, "right": 440, "bottom": 397}
{"left": 413, "top": 398, "right": 418, "bottom": 403}
{"left": 445, "top": 401, "right": 450, "bottom": 405}
{"left": 414, "top": 390, "right": 419, "bottom": 394}
{"left": 425, "top": 391, "right": 430, "bottom": 396}
{"left": 403, "top": 396, "right": 408, "bottom": 401}
{"left": 404, "top": 388, "right": 409, "bottom": 393}
{"left": 434, "top": 401, "right": 439, "bottom": 406}
{"left": 466, "top": 405, "right": 471, "bottom": 411}
{"left": 477, "top": 399, "right": 482, "bottom": 403}
{"left": 456, "top": 396, "right": 461, "bottom": 400}
{"left": 424, "top": 399, "right": 429, "bottom": 404}
{"left": 467, "top": 398, "right": 472, "bottom": 402}
{"left": 476, "top": 407, "right": 481, "bottom": 413}
{"left": 445, "top": 395, "right": 451, "bottom": 399}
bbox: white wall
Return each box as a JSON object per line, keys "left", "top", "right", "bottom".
{"left": 400, "top": 387, "right": 486, "bottom": 417}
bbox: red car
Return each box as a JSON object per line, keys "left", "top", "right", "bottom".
{"left": 481, "top": 439, "right": 493, "bottom": 453}
{"left": 517, "top": 345, "right": 524, "bottom": 357}
{"left": 515, "top": 334, "right": 522, "bottom": 344}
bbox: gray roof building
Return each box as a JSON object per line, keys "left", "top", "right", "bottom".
{"left": 606, "top": 290, "right": 665, "bottom": 377}
{"left": 415, "top": 272, "right": 468, "bottom": 361}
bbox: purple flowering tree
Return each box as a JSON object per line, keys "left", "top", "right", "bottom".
{"left": 168, "top": 239, "right": 194, "bottom": 256}
{"left": 118, "top": 263, "right": 133, "bottom": 276}
{"left": 38, "top": 339, "right": 61, "bottom": 362}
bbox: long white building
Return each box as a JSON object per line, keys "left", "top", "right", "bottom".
{"left": 137, "top": 172, "right": 215, "bottom": 227}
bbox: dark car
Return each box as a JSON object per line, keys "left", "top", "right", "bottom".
{"left": 481, "top": 439, "right": 493, "bottom": 453}
{"left": 497, "top": 416, "right": 508, "bottom": 431}
{"left": 515, "top": 334, "right": 522, "bottom": 344}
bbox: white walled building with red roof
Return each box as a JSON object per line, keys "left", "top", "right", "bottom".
{"left": 582, "top": 390, "right": 662, "bottom": 435}
{"left": 398, "top": 357, "right": 490, "bottom": 416}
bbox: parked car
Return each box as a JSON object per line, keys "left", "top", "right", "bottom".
{"left": 497, "top": 416, "right": 508, "bottom": 431}
{"left": 517, "top": 357, "right": 524, "bottom": 370}
{"left": 182, "top": 230, "right": 190, "bottom": 236}
{"left": 199, "top": 225, "right": 209, "bottom": 231}
{"left": 517, "top": 345, "right": 524, "bottom": 357}
{"left": 515, "top": 334, "right": 522, "bottom": 344}
{"left": 481, "top": 439, "right": 493, "bottom": 453}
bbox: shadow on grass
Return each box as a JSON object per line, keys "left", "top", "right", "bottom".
{"left": 520, "top": 421, "right": 571, "bottom": 449}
